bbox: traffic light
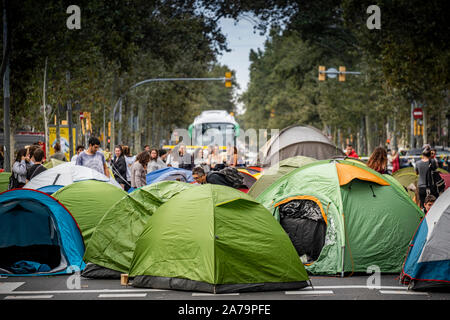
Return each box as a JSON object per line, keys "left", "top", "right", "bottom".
{"left": 108, "top": 121, "right": 111, "bottom": 137}
{"left": 225, "top": 72, "right": 232, "bottom": 88}
{"left": 414, "top": 120, "right": 418, "bottom": 136}
{"left": 339, "top": 66, "right": 346, "bottom": 82}
{"left": 318, "top": 66, "right": 326, "bottom": 81}
{"left": 270, "top": 109, "right": 275, "bottom": 118}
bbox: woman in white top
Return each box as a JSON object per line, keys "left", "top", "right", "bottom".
{"left": 12, "top": 148, "right": 29, "bottom": 188}
{"left": 122, "top": 145, "right": 136, "bottom": 184}
{"left": 208, "top": 145, "right": 225, "bottom": 170}
{"left": 147, "top": 148, "right": 167, "bottom": 173}
{"left": 194, "top": 148, "right": 210, "bottom": 173}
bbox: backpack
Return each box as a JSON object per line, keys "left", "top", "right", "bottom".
{"left": 8, "top": 172, "right": 20, "bottom": 190}
{"left": 426, "top": 160, "right": 445, "bottom": 196}
{"left": 218, "top": 167, "right": 244, "bottom": 189}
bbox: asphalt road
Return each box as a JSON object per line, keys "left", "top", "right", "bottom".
{"left": 1, "top": 274, "right": 448, "bottom": 301}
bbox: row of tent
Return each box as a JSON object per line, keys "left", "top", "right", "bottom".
{"left": 0, "top": 182, "right": 309, "bottom": 292}
{"left": 0, "top": 134, "right": 449, "bottom": 291}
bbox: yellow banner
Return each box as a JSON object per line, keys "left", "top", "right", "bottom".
{"left": 49, "top": 127, "right": 76, "bottom": 160}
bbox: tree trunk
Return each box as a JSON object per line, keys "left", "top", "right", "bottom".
{"left": 365, "top": 114, "right": 373, "bottom": 155}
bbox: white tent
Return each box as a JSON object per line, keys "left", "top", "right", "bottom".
{"left": 259, "top": 125, "right": 344, "bottom": 167}
{"left": 24, "top": 163, "right": 121, "bottom": 190}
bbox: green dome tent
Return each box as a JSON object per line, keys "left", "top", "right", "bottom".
{"left": 0, "top": 172, "right": 11, "bottom": 193}
{"left": 256, "top": 160, "right": 424, "bottom": 275}
{"left": 52, "top": 180, "right": 127, "bottom": 247}
{"left": 248, "top": 156, "right": 316, "bottom": 198}
{"left": 129, "top": 184, "right": 309, "bottom": 293}
{"left": 82, "top": 181, "right": 193, "bottom": 278}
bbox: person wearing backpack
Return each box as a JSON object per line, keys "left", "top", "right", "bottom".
{"left": 415, "top": 145, "right": 442, "bottom": 208}
{"left": 26, "top": 148, "right": 47, "bottom": 183}
{"left": 10, "top": 148, "right": 29, "bottom": 189}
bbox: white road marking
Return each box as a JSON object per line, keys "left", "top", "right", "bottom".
{"left": 98, "top": 293, "right": 147, "bottom": 298}
{"left": 286, "top": 290, "right": 334, "bottom": 295}
{"left": 192, "top": 293, "right": 240, "bottom": 296}
{"left": 4, "top": 295, "right": 53, "bottom": 299}
{"left": 0, "top": 282, "right": 25, "bottom": 293}
{"left": 307, "top": 285, "right": 407, "bottom": 290}
{"left": 0, "top": 288, "right": 168, "bottom": 295}
{"left": 379, "top": 290, "right": 429, "bottom": 295}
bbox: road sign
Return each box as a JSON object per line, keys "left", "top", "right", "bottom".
{"left": 79, "top": 112, "right": 84, "bottom": 120}
{"left": 326, "top": 68, "right": 338, "bottom": 79}
{"left": 413, "top": 108, "right": 423, "bottom": 119}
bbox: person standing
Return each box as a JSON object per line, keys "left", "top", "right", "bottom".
{"left": 208, "top": 145, "right": 225, "bottom": 171}
{"left": 131, "top": 151, "right": 150, "bottom": 189}
{"left": 194, "top": 148, "right": 210, "bottom": 173}
{"left": 50, "top": 142, "right": 67, "bottom": 161}
{"left": 227, "top": 146, "right": 238, "bottom": 167}
{"left": 415, "top": 145, "right": 438, "bottom": 209}
{"left": 345, "top": 144, "right": 359, "bottom": 159}
{"left": 122, "top": 145, "right": 135, "bottom": 190}
{"left": 391, "top": 148, "right": 400, "bottom": 174}
{"left": 11, "top": 148, "right": 29, "bottom": 188}
{"left": 147, "top": 148, "right": 167, "bottom": 173}
{"left": 367, "top": 147, "right": 388, "bottom": 174}
{"left": 27, "top": 144, "right": 40, "bottom": 166}
{"left": 111, "top": 145, "right": 128, "bottom": 190}
{"left": 76, "top": 137, "right": 110, "bottom": 177}
{"left": 176, "top": 144, "right": 193, "bottom": 170}
{"left": 26, "top": 148, "right": 47, "bottom": 183}
{"left": 71, "top": 145, "right": 85, "bottom": 163}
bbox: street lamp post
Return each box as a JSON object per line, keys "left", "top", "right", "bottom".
{"left": 110, "top": 76, "right": 231, "bottom": 149}
{"left": 2, "top": 1, "right": 11, "bottom": 171}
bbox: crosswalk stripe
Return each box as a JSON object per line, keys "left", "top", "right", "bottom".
{"left": 98, "top": 293, "right": 147, "bottom": 298}
{"left": 307, "top": 285, "right": 406, "bottom": 290}
{"left": 0, "top": 282, "right": 26, "bottom": 293}
{"left": 286, "top": 290, "right": 334, "bottom": 295}
{"left": 379, "top": 290, "right": 429, "bottom": 295}
{"left": 1, "top": 288, "right": 167, "bottom": 295}
{"left": 192, "top": 293, "right": 240, "bottom": 296}
{"left": 4, "top": 295, "right": 53, "bottom": 299}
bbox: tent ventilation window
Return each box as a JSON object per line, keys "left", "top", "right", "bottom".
{"left": 279, "top": 199, "right": 327, "bottom": 265}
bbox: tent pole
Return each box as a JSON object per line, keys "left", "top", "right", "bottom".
{"left": 341, "top": 246, "right": 345, "bottom": 278}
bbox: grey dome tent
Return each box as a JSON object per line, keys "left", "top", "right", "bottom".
{"left": 259, "top": 125, "right": 344, "bottom": 167}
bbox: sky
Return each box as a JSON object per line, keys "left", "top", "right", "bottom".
{"left": 216, "top": 17, "right": 267, "bottom": 111}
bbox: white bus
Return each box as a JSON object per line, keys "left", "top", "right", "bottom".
{"left": 188, "top": 110, "right": 240, "bottom": 149}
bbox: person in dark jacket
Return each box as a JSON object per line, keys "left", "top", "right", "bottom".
{"left": 192, "top": 166, "right": 232, "bottom": 187}
{"left": 415, "top": 145, "right": 439, "bottom": 208}
{"left": 111, "top": 145, "right": 128, "bottom": 190}
{"left": 26, "top": 148, "right": 47, "bottom": 183}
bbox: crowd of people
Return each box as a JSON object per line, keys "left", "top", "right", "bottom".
{"left": 94, "top": 139, "right": 244, "bottom": 192}
{"left": 346, "top": 143, "right": 440, "bottom": 213}
{"left": 4, "top": 137, "right": 444, "bottom": 214}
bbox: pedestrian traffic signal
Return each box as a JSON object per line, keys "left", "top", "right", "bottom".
{"left": 225, "top": 72, "right": 232, "bottom": 88}
{"left": 318, "top": 66, "right": 326, "bottom": 81}
{"left": 339, "top": 66, "right": 346, "bottom": 82}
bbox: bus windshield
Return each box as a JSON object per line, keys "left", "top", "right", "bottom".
{"left": 193, "top": 122, "right": 236, "bottom": 146}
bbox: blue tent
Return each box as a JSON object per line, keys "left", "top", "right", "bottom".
{"left": 37, "top": 185, "right": 64, "bottom": 195}
{"left": 401, "top": 188, "right": 450, "bottom": 291}
{"left": 0, "top": 189, "right": 85, "bottom": 276}
{"left": 146, "top": 167, "right": 194, "bottom": 185}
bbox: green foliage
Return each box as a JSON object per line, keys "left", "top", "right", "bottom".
{"left": 0, "top": 0, "right": 237, "bottom": 148}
